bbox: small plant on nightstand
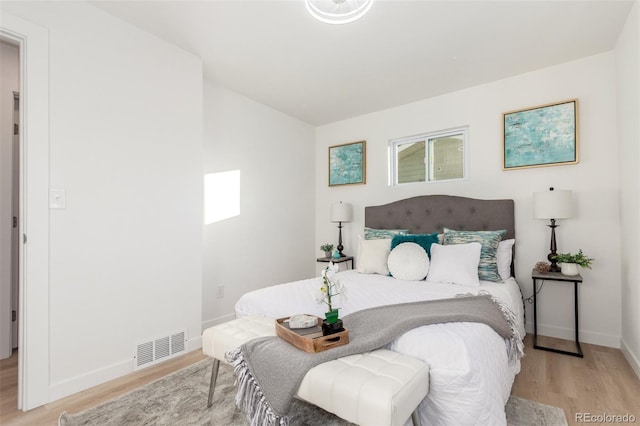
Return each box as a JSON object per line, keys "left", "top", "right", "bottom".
{"left": 553, "top": 249, "right": 594, "bottom": 275}
{"left": 320, "top": 244, "right": 334, "bottom": 258}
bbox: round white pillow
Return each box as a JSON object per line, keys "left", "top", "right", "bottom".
{"left": 387, "top": 242, "right": 430, "bottom": 281}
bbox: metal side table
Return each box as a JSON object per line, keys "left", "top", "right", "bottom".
{"left": 531, "top": 269, "right": 584, "bottom": 358}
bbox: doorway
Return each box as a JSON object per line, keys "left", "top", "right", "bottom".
{"left": 0, "top": 38, "right": 20, "bottom": 418}
{"left": 1, "top": 39, "right": 19, "bottom": 361}
{"left": 1, "top": 12, "right": 51, "bottom": 411}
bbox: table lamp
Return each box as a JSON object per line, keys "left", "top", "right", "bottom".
{"left": 533, "top": 187, "right": 573, "bottom": 272}
{"left": 330, "top": 201, "right": 352, "bottom": 257}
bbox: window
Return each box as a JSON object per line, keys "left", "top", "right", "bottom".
{"left": 390, "top": 127, "right": 468, "bottom": 185}
{"left": 204, "top": 170, "right": 240, "bottom": 224}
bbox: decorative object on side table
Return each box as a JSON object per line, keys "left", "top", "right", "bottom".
{"left": 318, "top": 263, "right": 345, "bottom": 336}
{"left": 533, "top": 187, "right": 573, "bottom": 272}
{"left": 320, "top": 243, "right": 334, "bottom": 258}
{"left": 553, "top": 249, "right": 594, "bottom": 276}
{"left": 535, "top": 262, "right": 551, "bottom": 273}
{"left": 330, "top": 201, "right": 353, "bottom": 257}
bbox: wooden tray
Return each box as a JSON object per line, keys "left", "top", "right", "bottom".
{"left": 276, "top": 316, "right": 349, "bottom": 353}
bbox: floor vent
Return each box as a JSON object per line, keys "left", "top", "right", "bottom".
{"left": 134, "top": 330, "right": 186, "bottom": 370}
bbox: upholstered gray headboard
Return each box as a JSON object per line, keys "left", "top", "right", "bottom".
{"left": 364, "top": 195, "right": 515, "bottom": 240}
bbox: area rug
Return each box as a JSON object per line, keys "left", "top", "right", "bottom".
{"left": 59, "top": 359, "right": 567, "bottom": 426}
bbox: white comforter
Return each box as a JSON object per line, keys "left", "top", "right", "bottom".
{"left": 235, "top": 270, "right": 525, "bottom": 426}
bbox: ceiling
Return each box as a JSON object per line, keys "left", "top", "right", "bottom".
{"left": 92, "top": 0, "right": 633, "bottom": 126}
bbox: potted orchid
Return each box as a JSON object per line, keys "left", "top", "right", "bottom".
{"left": 318, "top": 263, "right": 345, "bottom": 335}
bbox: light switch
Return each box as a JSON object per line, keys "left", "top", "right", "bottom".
{"left": 49, "top": 188, "right": 66, "bottom": 209}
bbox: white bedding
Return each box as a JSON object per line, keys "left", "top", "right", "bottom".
{"left": 235, "top": 270, "right": 525, "bottom": 426}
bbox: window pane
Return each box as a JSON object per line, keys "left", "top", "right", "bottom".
{"left": 204, "top": 170, "right": 241, "bottom": 224}
{"left": 397, "top": 141, "right": 425, "bottom": 184}
{"left": 429, "top": 135, "right": 464, "bottom": 181}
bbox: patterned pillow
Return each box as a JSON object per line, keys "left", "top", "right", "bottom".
{"left": 391, "top": 232, "right": 440, "bottom": 258}
{"left": 442, "top": 229, "right": 506, "bottom": 282}
{"left": 364, "top": 227, "right": 408, "bottom": 240}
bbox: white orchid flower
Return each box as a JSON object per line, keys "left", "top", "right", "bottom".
{"left": 315, "top": 286, "right": 326, "bottom": 304}
{"left": 318, "top": 263, "right": 341, "bottom": 311}
{"left": 326, "top": 262, "right": 340, "bottom": 275}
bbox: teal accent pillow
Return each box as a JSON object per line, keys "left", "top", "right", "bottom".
{"left": 442, "top": 229, "right": 506, "bottom": 282}
{"left": 391, "top": 232, "right": 440, "bottom": 258}
{"left": 364, "top": 227, "right": 408, "bottom": 240}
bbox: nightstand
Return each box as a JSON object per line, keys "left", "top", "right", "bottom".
{"left": 317, "top": 256, "right": 354, "bottom": 270}
{"left": 531, "top": 269, "right": 583, "bottom": 358}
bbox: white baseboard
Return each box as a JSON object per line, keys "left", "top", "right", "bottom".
{"left": 187, "top": 335, "right": 202, "bottom": 352}
{"left": 48, "top": 335, "right": 202, "bottom": 403}
{"left": 620, "top": 338, "right": 640, "bottom": 380}
{"left": 201, "top": 313, "right": 236, "bottom": 332}
{"left": 525, "top": 321, "right": 620, "bottom": 348}
{"left": 49, "top": 358, "right": 136, "bottom": 402}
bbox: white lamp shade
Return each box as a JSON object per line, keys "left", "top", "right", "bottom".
{"left": 331, "top": 202, "right": 353, "bottom": 222}
{"left": 533, "top": 190, "right": 573, "bottom": 219}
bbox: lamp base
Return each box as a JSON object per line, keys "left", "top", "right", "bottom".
{"left": 547, "top": 219, "right": 560, "bottom": 272}
{"left": 548, "top": 259, "right": 561, "bottom": 273}
{"left": 336, "top": 222, "right": 346, "bottom": 257}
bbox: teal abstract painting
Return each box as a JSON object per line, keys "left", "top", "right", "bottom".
{"left": 503, "top": 100, "right": 578, "bottom": 170}
{"left": 329, "top": 141, "right": 366, "bottom": 186}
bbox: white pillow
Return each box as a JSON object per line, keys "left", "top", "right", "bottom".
{"left": 357, "top": 238, "right": 391, "bottom": 275}
{"left": 426, "top": 242, "right": 481, "bottom": 286}
{"left": 497, "top": 239, "right": 515, "bottom": 281}
{"left": 387, "top": 242, "right": 430, "bottom": 281}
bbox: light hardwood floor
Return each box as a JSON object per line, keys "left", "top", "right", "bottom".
{"left": 0, "top": 349, "right": 207, "bottom": 425}
{"left": 512, "top": 335, "right": 640, "bottom": 426}
{"left": 1, "top": 335, "right": 639, "bottom": 426}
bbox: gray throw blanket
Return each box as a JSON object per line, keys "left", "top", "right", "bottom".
{"left": 226, "top": 294, "right": 524, "bottom": 426}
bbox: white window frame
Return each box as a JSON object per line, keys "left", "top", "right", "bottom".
{"left": 389, "top": 126, "right": 469, "bottom": 186}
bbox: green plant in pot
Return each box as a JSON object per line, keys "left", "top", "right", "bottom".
{"left": 320, "top": 243, "right": 334, "bottom": 258}
{"left": 319, "top": 263, "right": 345, "bottom": 335}
{"left": 553, "top": 249, "right": 594, "bottom": 276}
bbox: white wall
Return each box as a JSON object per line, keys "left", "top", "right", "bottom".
{"left": 616, "top": 1, "right": 640, "bottom": 377}
{"left": 0, "top": 40, "right": 19, "bottom": 360}
{"left": 202, "top": 81, "right": 316, "bottom": 327}
{"left": 1, "top": 1, "right": 204, "bottom": 401}
{"left": 315, "top": 53, "right": 622, "bottom": 348}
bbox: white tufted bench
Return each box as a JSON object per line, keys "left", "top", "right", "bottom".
{"left": 202, "top": 317, "right": 430, "bottom": 426}
{"left": 201, "top": 316, "right": 276, "bottom": 407}
{"left": 297, "top": 349, "right": 429, "bottom": 426}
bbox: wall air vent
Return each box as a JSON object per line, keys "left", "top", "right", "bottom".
{"left": 134, "top": 330, "right": 186, "bottom": 370}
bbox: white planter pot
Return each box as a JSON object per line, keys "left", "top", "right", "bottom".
{"left": 559, "top": 262, "right": 579, "bottom": 276}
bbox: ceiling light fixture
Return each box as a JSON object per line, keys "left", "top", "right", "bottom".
{"left": 306, "top": 0, "right": 373, "bottom": 24}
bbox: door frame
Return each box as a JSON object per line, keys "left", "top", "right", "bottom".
{"left": 0, "top": 12, "right": 50, "bottom": 410}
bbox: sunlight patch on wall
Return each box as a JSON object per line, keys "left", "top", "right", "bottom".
{"left": 204, "top": 170, "right": 240, "bottom": 224}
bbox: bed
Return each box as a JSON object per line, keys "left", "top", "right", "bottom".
{"left": 234, "top": 195, "right": 524, "bottom": 425}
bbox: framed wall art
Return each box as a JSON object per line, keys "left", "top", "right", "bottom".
{"left": 503, "top": 99, "right": 579, "bottom": 170}
{"left": 328, "top": 140, "right": 366, "bottom": 186}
